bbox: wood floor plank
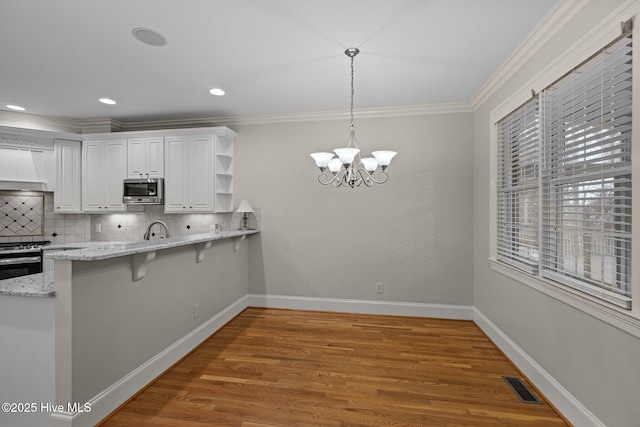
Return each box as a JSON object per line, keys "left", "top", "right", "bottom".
{"left": 99, "top": 308, "right": 571, "bottom": 426}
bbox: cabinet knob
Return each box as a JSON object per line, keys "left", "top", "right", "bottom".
{"left": 139, "top": 173, "right": 143, "bottom": 177}
{"left": 146, "top": 173, "right": 149, "bottom": 177}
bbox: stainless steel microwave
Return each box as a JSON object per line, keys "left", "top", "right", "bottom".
{"left": 123, "top": 178, "right": 164, "bottom": 204}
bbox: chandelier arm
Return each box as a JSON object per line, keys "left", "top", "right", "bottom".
{"left": 355, "top": 169, "right": 374, "bottom": 187}
{"left": 358, "top": 167, "right": 389, "bottom": 185}
{"left": 318, "top": 171, "right": 343, "bottom": 186}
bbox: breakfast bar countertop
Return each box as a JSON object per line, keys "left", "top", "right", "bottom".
{"left": 45, "top": 229, "right": 259, "bottom": 261}
{"left": 0, "top": 229, "right": 259, "bottom": 298}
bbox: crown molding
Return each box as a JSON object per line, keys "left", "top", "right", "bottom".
{"left": 489, "top": 0, "right": 638, "bottom": 124}
{"left": 78, "top": 119, "right": 121, "bottom": 134}
{"left": 469, "top": 0, "right": 587, "bottom": 110}
{"left": 1, "top": 102, "right": 473, "bottom": 134}
{"left": 0, "top": 111, "right": 119, "bottom": 135}
{"left": 110, "top": 102, "right": 473, "bottom": 131}
{"left": 0, "top": 111, "right": 83, "bottom": 133}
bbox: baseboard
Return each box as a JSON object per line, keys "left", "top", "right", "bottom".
{"left": 49, "top": 295, "right": 600, "bottom": 427}
{"left": 248, "top": 294, "right": 474, "bottom": 320}
{"left": 473, "top": 308, "right": 605, "bottom": 427}
{"left": 50, "top": 295, "right": 249, "bottom": 427}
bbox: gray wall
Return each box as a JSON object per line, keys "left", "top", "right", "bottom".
{"left": 473, "top": 1, "right": 640, "bottom": 426}
{"left": 65, "top": 238, "right": 248, "bottom": 403}
{"left": 0, "top": 296, "right": 54, "bottom": 427}
{"left": 234, "top": 113, "right": 474, "bottom": 305}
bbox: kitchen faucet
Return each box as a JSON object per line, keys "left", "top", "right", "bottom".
{"left": 143, "top": 221, "right": 170, "bottom": 240}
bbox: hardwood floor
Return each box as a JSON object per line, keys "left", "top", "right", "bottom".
{"left": 99, "top": 308, "right": 571, "bottom": 426}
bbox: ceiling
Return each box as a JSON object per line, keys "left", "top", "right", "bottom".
{"left": 0, "top": 0, "right": 559, "bottom": 123}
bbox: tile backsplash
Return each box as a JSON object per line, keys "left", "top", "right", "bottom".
{"left": 0, "top": 191, "right": 260, "bottom": 244}
{"left": 89, "top": 206, "right": 232, "bottom": 242}
{"left": 0, "top": 193, "right": 44, "bottom": 237}
{"left": 0, "top": 191, "right": 85, "bottom": 243}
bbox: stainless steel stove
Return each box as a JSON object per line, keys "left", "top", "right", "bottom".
{"left": 0, "top": 241, "right": 50, "bottom": 280}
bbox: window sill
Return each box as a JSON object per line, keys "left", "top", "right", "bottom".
{"left": 489, "top": 258, "right": 640, "bottom": 339}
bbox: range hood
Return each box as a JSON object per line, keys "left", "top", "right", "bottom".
{"left": 0, "top": 147, "right": 49, "bottom": 191}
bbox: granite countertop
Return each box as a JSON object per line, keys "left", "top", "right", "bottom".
{"left": 45, "top": 229, "right": 259, "bottom": 261}
{"left": 0, "top": 272, "right": 55, "bottom": 298}
{"left": 0, "top": 229, "right": 259, "bottom": 298}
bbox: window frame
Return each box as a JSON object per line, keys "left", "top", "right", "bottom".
{"left": 539, "top": 35, "right": 633, "bottom": 309}
{"left": 488, "top": 8, "right": 640, "bottom": 335}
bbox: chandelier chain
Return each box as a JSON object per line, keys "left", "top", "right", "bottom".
{"left": 350, "top": 53, "right": 355, "bottom": 130}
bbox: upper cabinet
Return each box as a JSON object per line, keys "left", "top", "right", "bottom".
{"left": 54, "top": 139, "right": 82, "bottom": 213}
{"left": 164, "top": 135, "right": 215, "bottom": 212}
{"left": 127, "top": 137, "right": 164, "bottom": 178}
{"left": 164, "top": 128, "right": 236, "bottom": 213}
{"left": 82, "top": 140, "right": 127, "bottom": 212}
{"left": 46, "top": 126, "right": 234, "bottom": 214}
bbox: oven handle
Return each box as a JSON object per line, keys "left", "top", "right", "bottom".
{"left": 0, "top": 256, "right": 41, "bottom": 265}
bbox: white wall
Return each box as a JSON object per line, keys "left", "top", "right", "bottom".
{"left": 234, "top": 113, "right": 474, "bottom": 306}
{"left": 473, "top": 1, "right": 640, "bottom": 426}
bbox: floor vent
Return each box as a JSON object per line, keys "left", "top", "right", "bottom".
{"left": 503, "top": 376, "right": 542, "bottom": 404}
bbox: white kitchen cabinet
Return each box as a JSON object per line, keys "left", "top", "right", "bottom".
{"left": 164, "top": 135, "right": 215, "bottom": 212}
{"left": 127, "top": 137, "right": 164, "bottom": 178}
{"left": 54, "top": 139, "right": 82, "bottom": 213}
{"left": 164, "top": 136, "right": 189, "bottom": 211}
{"left": 81, "top": 127, "right": 235, "bottom": 213}
{"left": 82, "top": 139, "right": 127, "bottom": 212}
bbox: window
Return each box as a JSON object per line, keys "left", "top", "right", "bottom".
{"left": 496, "top": 97, "right": 540, "bottom": 273}
{"left": 496, "top": 33, "right": 633, "bottom": 309}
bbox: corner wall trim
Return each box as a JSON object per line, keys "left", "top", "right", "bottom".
{"left": 247, "top": 294, "right": 474, "bottom": 320}
{"left": 473, "top": 308, "right": 605, "bottom": 427}
{"left": 50, "top": 295, "right": 249, "bottom": 427}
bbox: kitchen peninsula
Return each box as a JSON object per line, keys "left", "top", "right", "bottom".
{"left": 0, "top": 229, "right": 258, "bottom": 427}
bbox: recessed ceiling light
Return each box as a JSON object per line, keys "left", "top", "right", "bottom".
{"left": 132, "top": 27, "right": 167, "bottom": 47}
{"left": 209, "top": 88, "right": 225, "bottom": 96}
{"left": 6, "top": 104, "right": 26, "bottom": 111}
{"left": 99, "top": 98, "right": 116, "bottom": 105}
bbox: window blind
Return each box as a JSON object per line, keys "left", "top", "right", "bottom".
{"left": 540, "top": 34, "right": 632, "bottom": 308}
{"left": 496, "top": 97, "right": 540, "bottom": 272}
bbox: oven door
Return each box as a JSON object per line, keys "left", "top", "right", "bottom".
{"left": 0, "top": 253, "right": 42, "bottom": 280}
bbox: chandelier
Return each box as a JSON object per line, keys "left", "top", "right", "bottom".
{"left": 311, "top": 47, "right": 397, "bottom": 188}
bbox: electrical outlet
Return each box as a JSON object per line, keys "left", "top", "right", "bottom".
{"left": 193, "top": 304, "right": 200, "bottom": 319}
{"left": 96, "top": 223, "right": 102, "bottom": 233}
{"left": 376, "top": 283, "right": 384, "bottom": 294}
